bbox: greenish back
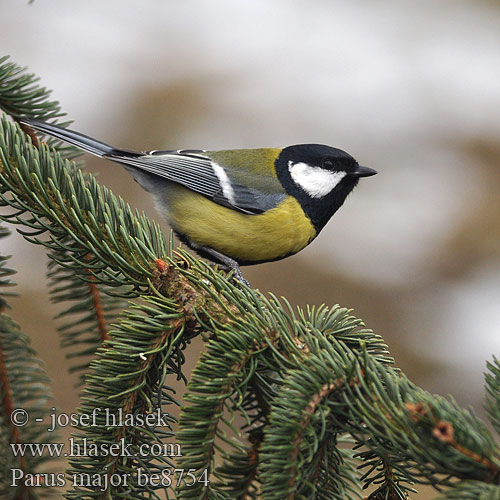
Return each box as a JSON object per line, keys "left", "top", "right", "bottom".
{"left": 207, "top": 148, "right": 283, "bottom": 193}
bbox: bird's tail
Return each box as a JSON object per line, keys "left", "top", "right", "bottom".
{"left": 18, "top": 116, "right": 138, "bottom": 158}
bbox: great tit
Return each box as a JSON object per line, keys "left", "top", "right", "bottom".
{"left": 18, "top": 117, "right": 377, "bottom": 283}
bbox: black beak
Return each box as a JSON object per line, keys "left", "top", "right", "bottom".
{"left": 351, "top": 166, "right": 377, "bottom": 177}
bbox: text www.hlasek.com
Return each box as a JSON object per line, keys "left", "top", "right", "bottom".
{"left": 10, "top": 438, "right": 181, "bottom": 458}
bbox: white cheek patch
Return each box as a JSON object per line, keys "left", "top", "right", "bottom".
{"left": 212, "top": 162, "right": 236, "bottom": 205}
{"left": 288, "top": 161, "right": 346, "bottom": 198}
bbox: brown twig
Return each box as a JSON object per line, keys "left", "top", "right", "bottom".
{"left": 17, "top": 121, "right": 40, "bottom": 148}
{"left": 287, "top": 378, "right": 358, "bottom": 498}
{"left": 433, "top": 420, "right": 499, "bottom": 478}
{"left": 241, "top": 433, "right": 264, "bottom": 500}
{"left": 200, "top": 351, "right": 260, "bottom": 500}
{"left": 407, "top": 402, "right": 499, "bottom": 480}
{"left": 99, "top": 315, "right": 186, "bottom": 500}
{"left": 84, "top": 255, "right": 108, "bottom": 342}
{"left": 406, "top": 402, "right": 428, "bottom": 421}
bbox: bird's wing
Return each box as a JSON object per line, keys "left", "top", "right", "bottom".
{"left": 15, "top": 117, "right": 285, "bottom": 214}
{"left": 111, "top": 149, "right": 286, "bottom": 215}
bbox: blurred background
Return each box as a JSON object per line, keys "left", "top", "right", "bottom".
{"left": 2, "top": 0, "right": 500, "bottom": 496}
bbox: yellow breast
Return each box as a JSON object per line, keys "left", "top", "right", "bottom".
{"left": 165, "top": 186, "right": 317, "bottom": 264}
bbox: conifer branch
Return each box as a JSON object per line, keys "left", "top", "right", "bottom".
{"left": 2, "top": 55, "right": 500, "bottom": 500}
{"left": 436, "top": 481, "right": 500, "bottom": 499}
{"left": 0, "top": 55, "right": 78, "bottom": 160}
{"left": 364, "top": 459, "right": 412, "bottom": 500}
{"left": 0, "top": 227, "right": 60, "bottom": 500}
{"left": 0, "top": 59, "right": 118, "bottom": 378}
{"left": 47, "top": 251, "right": 125, "bottom": 382}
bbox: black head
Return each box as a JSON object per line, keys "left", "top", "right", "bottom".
{"left": 275, "top": 144, "right": 376, "bottom": 232}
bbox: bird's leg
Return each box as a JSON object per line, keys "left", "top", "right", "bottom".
{"left": 195, "top": 245, "right": 250, "bottom": 286}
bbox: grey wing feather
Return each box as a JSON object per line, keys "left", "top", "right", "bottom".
{"left": 110, "top": 151, "right": 285, "bottom": 215}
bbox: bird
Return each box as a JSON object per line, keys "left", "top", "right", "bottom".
{"left": 18, "top": 116, "right": 377, "bottom": 284}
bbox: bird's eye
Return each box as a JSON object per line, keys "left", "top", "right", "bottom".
{"left": 322, "top": 159, "right": 334, "bottom": 169}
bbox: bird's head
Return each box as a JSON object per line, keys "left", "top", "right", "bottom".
{"left": 275, "top": 144, "right": 377, "bottom": 231}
